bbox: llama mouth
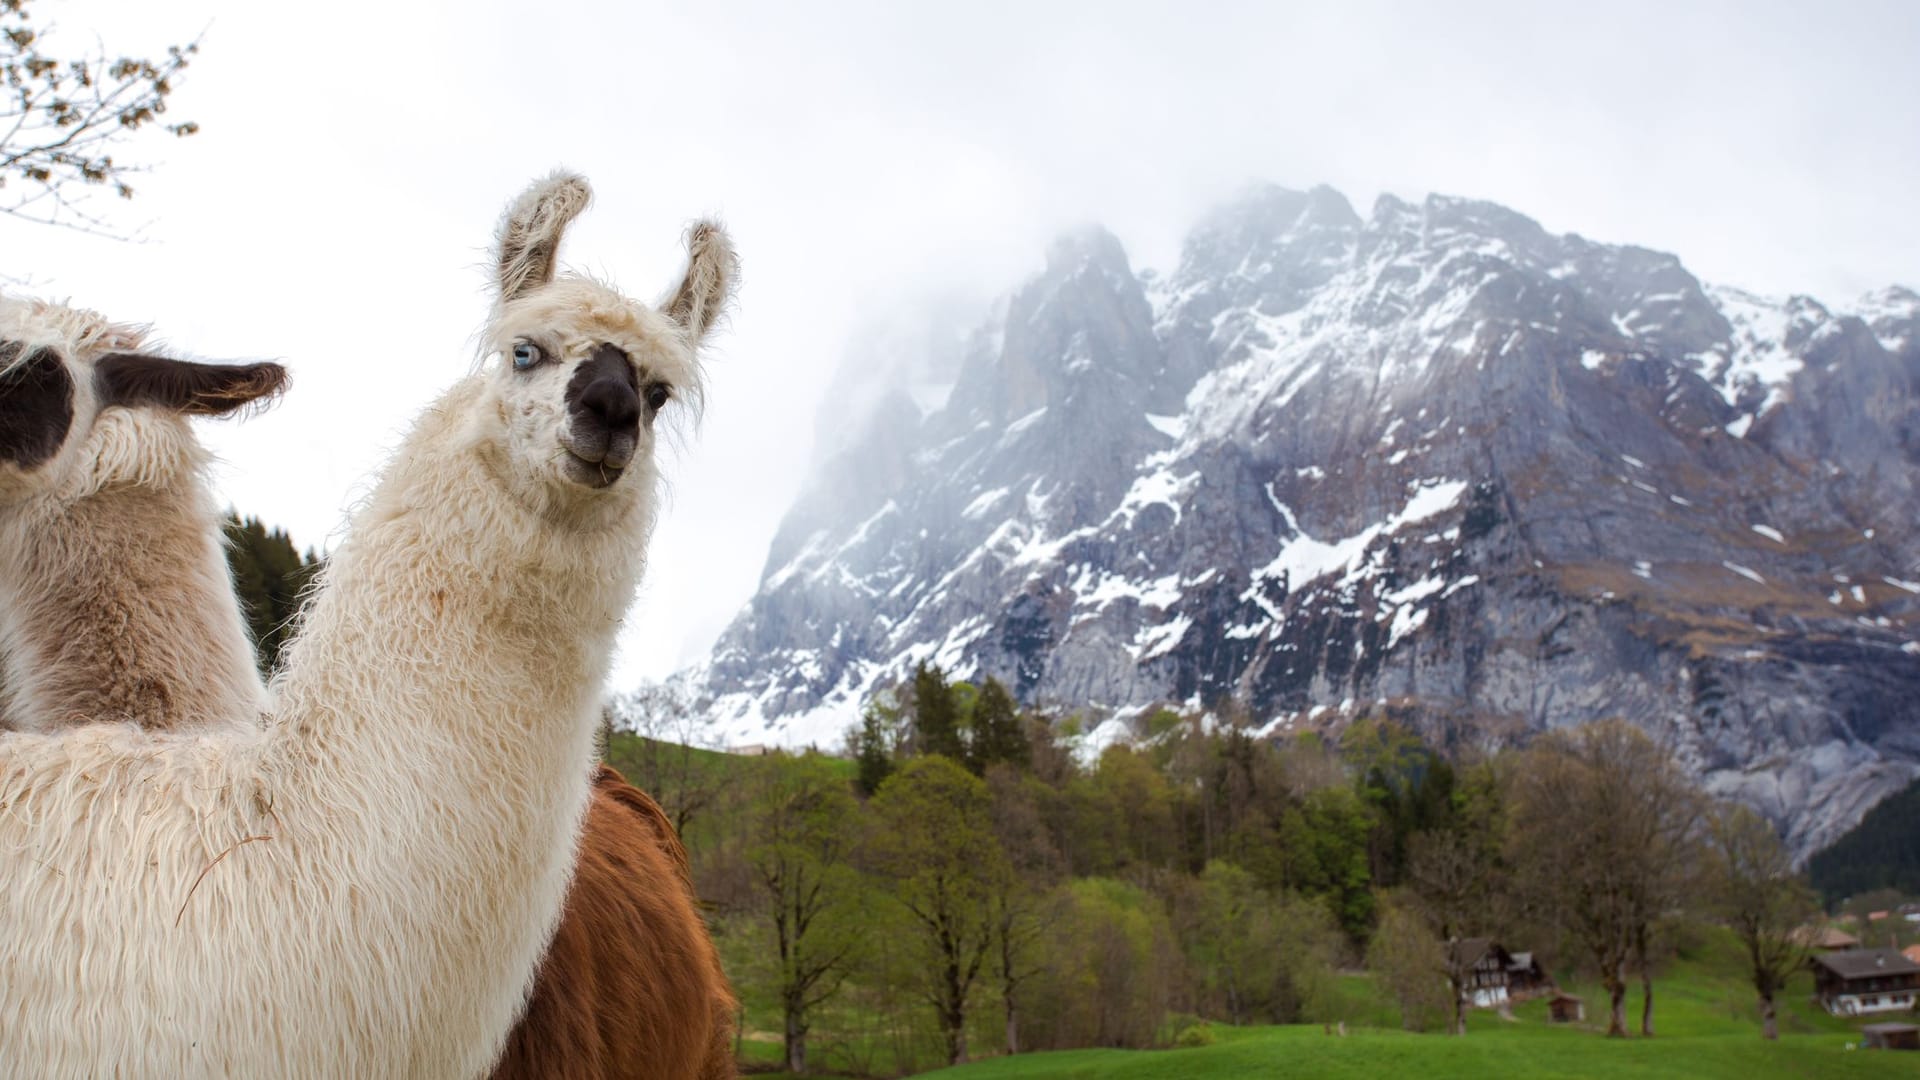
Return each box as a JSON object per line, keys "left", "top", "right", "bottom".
{"left": 563, "top": 450, "right": 625, "bottom": 489}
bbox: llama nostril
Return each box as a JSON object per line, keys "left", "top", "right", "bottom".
{"left": 581, "top": 377, "right": 641, "bottom": 433}
{"left": 565, "top": 343, "right": 642, "bottom": 461}
{"left": 603, "top": 431, "right": 638, "bottom": 470}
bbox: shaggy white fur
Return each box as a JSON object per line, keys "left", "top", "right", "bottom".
{"left": 0, "top": 173, "right": 737, "bottom": 1077}
{"left": 0, "top": 297, "right": 277, "bottom": 734}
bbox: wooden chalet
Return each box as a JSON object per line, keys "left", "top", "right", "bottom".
{"left": 1505, "top": 951, "right": 1551, "bottom": 997}
{"left": 1809, "top": 948, "right": 1920, "bottom": 1016}
{"left": 1450, "top": 938, "right": 1515, "bottom": 1008}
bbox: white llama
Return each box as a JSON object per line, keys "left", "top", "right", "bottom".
{"left": 0, "top": 172, "right": 737, "bottom": 1078}
{"left": 0, "top": 297, "right": 284, "bottom": 732}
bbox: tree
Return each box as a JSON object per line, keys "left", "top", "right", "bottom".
{"left": 1084, "top": 745, "right": 1179, "bottom": 873}
{"left": 1275, "top": 784, "right": 1375, "bottom": 941}
{"left": 1807, "top": 776, "right": 1920, "bottom": 903}
{"left": 1178, "top": 862, "right": 1339, "bottom": 1026}
{"left": 607, "top": 684, "right": 726, "bottom": 836}
{"left": 1, "top": 0, "right": 200, "bottom": 233}
{"left": 222, "top": 514, "right": 321, "bottom": 674}
{"left": 1405, "top": 829, "right": 1502, "bottom": 1035}
{"left": 1507, "top": 720, "right": 1701, "bottom": 1037}
{"left": 984, "top": 763, "right": 1061, "bottom": 1053}
{"left": 1024, "top": 878, "right": 1179, "bottom": 1049}
{"left": 849, "top": 694, "right": 901, "bottom": 797}
{"left": 743, "top": 753, "right": 863, "bottom": 1073}
{"left": 1368, "top": 895, "right": 1453, "bottom": 1032}
{"left": 865, "top": 756, "right": 1008, "bottom": 1066}
{"left": 910, "top": 662, "right": 966, "bottom": 762}
{"left": 1702, "top": 803, "right": 1817, "bottom": 1040}
{"left": 968, "top": 677, "right": 1029, "bottom": 775}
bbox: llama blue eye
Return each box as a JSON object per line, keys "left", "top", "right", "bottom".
{"left": 511, "top": 343, "right": 543, "bottom": 370}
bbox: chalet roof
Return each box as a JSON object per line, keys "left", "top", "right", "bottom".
{"left": 1811, "top": 948, "right": 1920, "bottom": 980}
{"left": 1792, "top": 925, "right": 1861, "bottom": 949}
{"left": 1451, "top": 938, "right": 1507, "bottom": 967}
{"left": 1861, "top": 1023, "right": 1920, "bottom": 1035}
{"left": 1548, "top": 991, "right": 1584, "bottom": 1003}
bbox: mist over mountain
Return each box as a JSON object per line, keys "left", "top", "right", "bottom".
{"left": 651, "top": 182, "right": 1920, "bottom": 859}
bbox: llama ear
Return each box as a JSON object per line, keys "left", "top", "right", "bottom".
{"left": 95, "top": 354, "right": 290, "bottom": 417}
{"left": 0, "top": 341, "right": 76, "bottom": 469}
{"left": 495, "top": 172, "right": 593, "bottom": 302}
{"left": 659, "top": 220, "right": 738, "bottom": 345}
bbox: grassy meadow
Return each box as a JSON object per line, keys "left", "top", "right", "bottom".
{"left": 739, "top": 933, "right": 1915, "bottom": 1079}
{"left": 592, "top": 729, "right": 1918, "bottom": 1080}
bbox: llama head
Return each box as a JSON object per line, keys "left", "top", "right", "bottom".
{"left": 478, "top": 172, "right": 736, "bottom": 513}
{"left": 0, "top": 298, "right": 287, "bottom": 502}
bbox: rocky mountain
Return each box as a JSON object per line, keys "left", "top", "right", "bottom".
{"left": 677, "top": 183, "right": 1920, "bottom": 858}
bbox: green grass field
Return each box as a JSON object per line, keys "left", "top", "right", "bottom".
{"left": 601, "top": 738, "right": 1915, "bottom": 1079}
{"left": 904, "top": 936, "right": 1915, "bottom": 1080}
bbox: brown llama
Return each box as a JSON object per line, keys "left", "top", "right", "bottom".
{"left": 491, "top": 763, "right": 737, "bottom": 1080}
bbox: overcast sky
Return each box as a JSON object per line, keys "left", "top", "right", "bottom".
{"left": 6, "top": 0, "right": 1918, "bottom": 687}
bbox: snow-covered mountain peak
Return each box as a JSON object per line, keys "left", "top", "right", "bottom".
{"left": 670, "top": 183, "right": 1920, "bottom": 861}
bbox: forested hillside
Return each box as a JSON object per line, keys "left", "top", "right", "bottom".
{"left": 1808, "top": 776, "right": 1920, "bottom": 902}
{"left": 617, "top": 664, "right": 1837, "bottom": 1074}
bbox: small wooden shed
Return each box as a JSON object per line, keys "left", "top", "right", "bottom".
{"left": 1547, "top": 992, "right": 1585, "bottom": 1023}
{"left": 1861, "top": 1023, "right": 1919, "bottom": 1051}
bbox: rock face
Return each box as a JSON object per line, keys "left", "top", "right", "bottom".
{"left": 686, "top": 184, "right": 1920, "bottom": 859}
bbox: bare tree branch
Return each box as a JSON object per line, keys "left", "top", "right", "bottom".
{"left": 1, "top": 0, "right": 201, "bottom": 234}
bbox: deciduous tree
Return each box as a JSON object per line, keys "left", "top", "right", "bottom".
{"left": 865, "top": 755, "right": 1008, "bottom": 1066}
{"left": 1368, "top": 895, "right": 1452, "bottom": 1032}
{"left": 1702, "top": 803, "right": 1816, "bottom": 1040}
{"left": 744, "top": 753, "right": 864, "bottom": 1073}
{"left": 1507, "top": 720, "right": 1700, "bottom": 1037}
{"left": 984, "top": 763, "right": 1061, "bottom": 1053}
{"left": 1, "top": 0, "right": 199, "bottom": 233}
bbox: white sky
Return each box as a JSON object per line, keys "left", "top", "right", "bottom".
{"left": 6, "top": 1, "right": 1918, "bottom": 687}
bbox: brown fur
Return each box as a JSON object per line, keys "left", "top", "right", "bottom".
{"left": 491, "top": 764, "right": 737, "bottom": 1080}
{"left": 5, "top": 484, "right": 260, "bottom": 729}
{"left": 0, "top": 322, "right": 279, "bottom": 734}
{"left": 94, "top": 352, "right": 289, "bottom": 417}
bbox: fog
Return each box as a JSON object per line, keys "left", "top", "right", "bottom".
{"left": 5, "top": 0, "right": 1916, "bottom": 685}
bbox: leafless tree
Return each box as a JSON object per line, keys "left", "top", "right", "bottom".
{"left": 1702, "top": 803, "right": 1816, "bottom": 1040}
{"left": 609, "top": 683, "right": 726, "bottom": 836}
{"left": 984, "top": 764, "right": 1064, "bottom": 1054}
{"left": 1507, "top": 720, "right": 1702, "bottom": 1037}
{"left": 2, "top": 0, "right": 199, "bottom": 236}
{"left": 1406, "top": 829, "right": 1504, "bottom": 1035}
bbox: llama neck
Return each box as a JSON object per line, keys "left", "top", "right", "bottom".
{"left": 0, "top": 425, "right": 265, "bottom": 731}
{"left": 260, "top": 379, "right": 649, "bottom": 1074}
{"left": 268, "top": 375, "right": 647, "bottom": 806}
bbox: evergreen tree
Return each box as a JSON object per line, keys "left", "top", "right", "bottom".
{"left": 967, "top": 677, "right": 1028, "bottom": 775}
{"left": 911, "top": 663, "right": 966, "bottom": 763}
{"left": 221, "top": 513, "right": 322, "bottom": 674}
{"left": 853, "top": 699, "right": 897, "bottom": 798}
